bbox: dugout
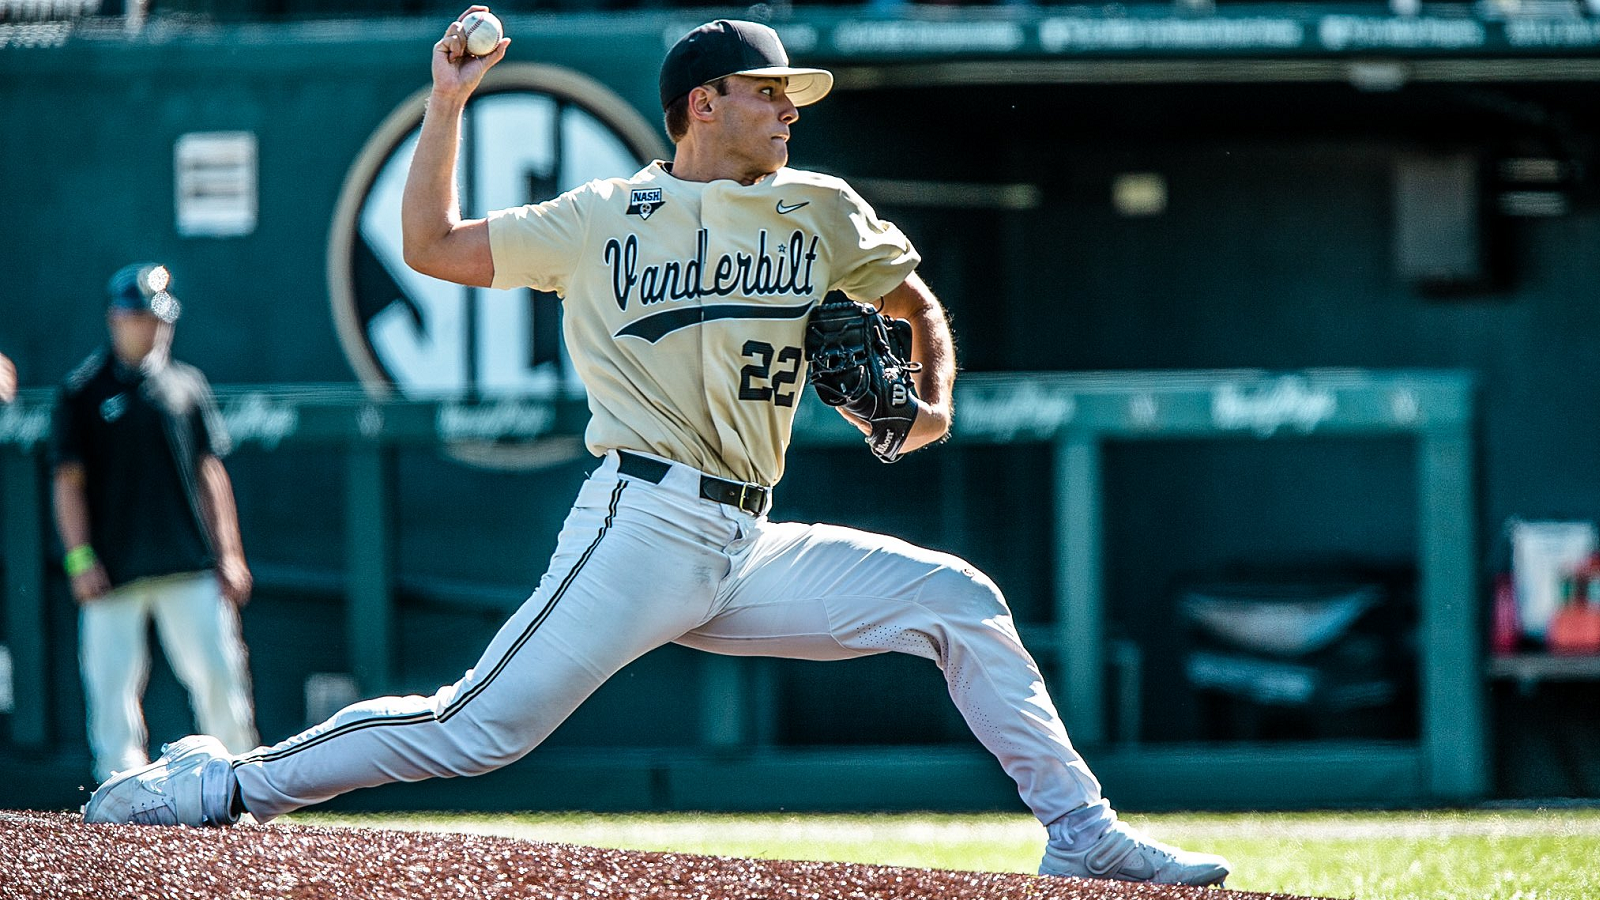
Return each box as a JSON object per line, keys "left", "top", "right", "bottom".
{"left": 2, "top": 7, "right": 1600, "bottom": 812}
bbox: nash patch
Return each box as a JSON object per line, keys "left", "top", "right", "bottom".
{"left": 627, "top": 188, "right": 665, "bottom": 220}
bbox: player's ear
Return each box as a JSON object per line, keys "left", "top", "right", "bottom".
{"left": 689, "top": 84, "right": 717, "bottom": 122}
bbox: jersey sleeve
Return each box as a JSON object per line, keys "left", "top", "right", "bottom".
{"left": 48, "top": 387, "right": 83, "bottom": 468}
{"left": 827, "top": 183, "right": 922, "bottom": 302}
{"left": 486, "top": 186, "right": 594, "bottom": 293}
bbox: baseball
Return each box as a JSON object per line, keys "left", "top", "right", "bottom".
{"left": 461, "top": 10, "right": 503, "bottom": 57}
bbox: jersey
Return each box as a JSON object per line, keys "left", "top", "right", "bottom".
{"left": 51, "top": 350, "right": 229, "bottom": 588}
{"left": 487, "top": 161, "right": 919, "bottom": 486}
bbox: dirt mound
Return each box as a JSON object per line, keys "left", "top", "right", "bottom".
{"left": 0, "top": 810, "right": 1319, "bottom": 900}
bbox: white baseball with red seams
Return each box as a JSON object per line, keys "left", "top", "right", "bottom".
{"left": 460, "top": 10, "right": 502, "bottom": 57}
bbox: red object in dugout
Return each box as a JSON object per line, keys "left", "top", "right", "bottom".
{"left": 1549, "top": 554, "right": 1600, "bottom": 655}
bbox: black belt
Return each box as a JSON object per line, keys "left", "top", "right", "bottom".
{"left": 617, "top": 451, "right": 771, "bottom": 516}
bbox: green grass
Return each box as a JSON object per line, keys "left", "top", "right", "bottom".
{"left": 297, "top": 808, "right": 1600, "bottom": 900}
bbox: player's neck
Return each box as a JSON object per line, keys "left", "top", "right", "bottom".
{"left": 669, "top": 145, "right": 774, "bottom": 187}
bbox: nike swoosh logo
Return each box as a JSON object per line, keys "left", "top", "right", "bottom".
{"left": 776, "top": 200, "right": 809, "bottom": 215}
{"left": 1114, "top": 855, "right": 1157, "bottom": 880}
{"left": 1086, "top": 852, "right": 1156, "bottom": 880}
{"left": 1083, "top": 834, "right": 1158, "bottom": 881}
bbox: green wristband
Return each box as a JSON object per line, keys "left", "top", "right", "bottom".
{"left": 64, "top": 544, "right": 97, "bottom": 578}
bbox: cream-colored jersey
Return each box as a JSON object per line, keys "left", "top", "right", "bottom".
{"left": 487, "top": 161, "right": 919, "bottom": 486}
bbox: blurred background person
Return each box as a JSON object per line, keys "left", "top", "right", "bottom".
{"left": 51, "top": 262, "right": 259, "bottom": 783}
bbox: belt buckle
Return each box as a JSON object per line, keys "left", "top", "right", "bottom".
{"left": 737, "top": 482, "right": 767, "bottom": 515}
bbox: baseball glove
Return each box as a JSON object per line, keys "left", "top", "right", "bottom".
{"left": 804, "top": 297, "right": 921, "bottom": 463}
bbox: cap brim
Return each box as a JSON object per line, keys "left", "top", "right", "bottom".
{"left": 735, "top": 66, "right": 834, "bottom": 107}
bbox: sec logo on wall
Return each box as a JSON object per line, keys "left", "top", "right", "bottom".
{"left": 327, "top": 64, "right": 667, "bottom": 468}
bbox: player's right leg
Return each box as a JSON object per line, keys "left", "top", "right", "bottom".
{"left": 83, "top": 733, "right": 237, "bottom": 826}
{"left": 231, "top": 468, "right": 737, "bottom": 822}
{"left": 79, "top": 581, "right": 156, "bottom": 784}
{"left": 83, "top": 456, "right": 741, "bottom": 826}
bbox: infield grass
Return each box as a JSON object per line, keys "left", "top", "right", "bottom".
{"left": 299, "top": 807, "right": 1600, "bottom": 900}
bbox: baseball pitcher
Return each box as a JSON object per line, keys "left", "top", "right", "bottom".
{"left": 85, "top": 10, "right": 1228, "bottom": 887}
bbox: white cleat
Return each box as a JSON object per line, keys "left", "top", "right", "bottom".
{"left": 82, "top": 735, "right": 239, "bottom": 827}
{"left": 1039, "top": 820, "right": 1230, "bottom": 886}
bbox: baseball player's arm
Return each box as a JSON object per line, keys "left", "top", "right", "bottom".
{"left": 198, "top": 454, "right": 252, "bottom": 606}
{"left": 877, "top": 272, "right": 954, "bottom": 454}
{"left": 52, "top": 463, "right": 111, "bottom": 603}
{"left": 401, "top": 6, "right": 510, "bottom": 287}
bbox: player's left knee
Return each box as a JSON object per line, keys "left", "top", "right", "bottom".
{"left": 925, "top": 561, "right": 1010, "bottom": 622}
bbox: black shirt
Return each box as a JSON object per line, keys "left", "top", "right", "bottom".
{"left": 50, "top": 349, "right": 231, "bottom": 589}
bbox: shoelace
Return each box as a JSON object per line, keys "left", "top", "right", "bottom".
{"left": 129, "top": 799, "right": 178, "bottom": 826}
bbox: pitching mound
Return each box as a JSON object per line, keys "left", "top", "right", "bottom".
{"left": 0, "top": 810, "right": 1322, "bottom": 899}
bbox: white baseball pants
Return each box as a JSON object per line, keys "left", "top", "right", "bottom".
{"left": 80, "top": 570, "right": 257, "bottom": 783}
{"left": 233, "top": 451, "right": 1104, "bottom": 824}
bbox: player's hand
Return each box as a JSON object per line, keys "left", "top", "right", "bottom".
{"left": 902, "top": 395, "right": 950, "bottom": 452}
{"left": 838, "top": 396, "right": 946, "bottom": 452}
{"left": 431, "top": 6, "right": 509, "bottom": 102}
{"left": 70, "top": 564, "right": 111, "bottom": 604}
{"left": 217, "top": 554, "right": 253, "bottom": 607}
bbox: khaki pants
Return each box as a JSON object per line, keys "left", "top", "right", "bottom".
{"left": 80, "top": 570, "right": 257, "bottom": 783}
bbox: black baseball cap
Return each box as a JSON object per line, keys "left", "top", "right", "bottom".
{"left": 659, "top": 20, "right": 833, "bottom": 111}
{"left": 107, "top": 262, "right": 181, "bottom": 323}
